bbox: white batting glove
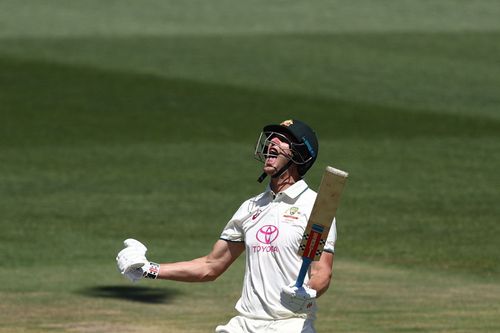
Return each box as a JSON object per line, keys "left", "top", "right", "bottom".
{"left": 116, "top": 239, "right": 160, "bottom": 282}
{"left": 280, "top": 283, "right": 317, "bottom": 314}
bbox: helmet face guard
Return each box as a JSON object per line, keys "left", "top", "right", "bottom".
{"left": 254, "top": 131, "right": 313, "bottom": 166}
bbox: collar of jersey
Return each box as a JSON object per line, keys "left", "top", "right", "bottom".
{"left": 265, "top": 179, "right": 309, "bottom": 201}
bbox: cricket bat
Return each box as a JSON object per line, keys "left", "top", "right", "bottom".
{"left": 295, "top": 166, "right": 348, "bottom": 288}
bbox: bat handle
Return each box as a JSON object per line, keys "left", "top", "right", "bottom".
{"left": 295, "top": 257, "right": 312, "bottom": 288}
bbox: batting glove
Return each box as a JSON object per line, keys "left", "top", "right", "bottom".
{"left": 116, "top": 239, "right": 160, "bottom": 282}
{"left": 280, "top": 283, "right": 317, "bottom": 314}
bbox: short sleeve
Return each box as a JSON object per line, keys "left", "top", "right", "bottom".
{"left": 220, "top": 218, "right": 245, "bottom": 242}
{"left": 219, "top": 201, "right": 250, "bottom": 242}
{"left": 323, "top": 218, "right": 337, "bottom": 253}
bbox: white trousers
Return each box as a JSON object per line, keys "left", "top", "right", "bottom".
{"left": 215, "top": 315, "right": 315, "bottom": 333}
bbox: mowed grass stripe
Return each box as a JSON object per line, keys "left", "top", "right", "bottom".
{"left": 1, "top": 32, "right": 500, "bottom": 119}
{"left": 1, "top": 259, "right": 499, "bottom": 332}
{"left": 1, "top": 55, "right": 499, "bottom": 149}
{"left": 1, "top": 0, "right": 500, "bottom": 37}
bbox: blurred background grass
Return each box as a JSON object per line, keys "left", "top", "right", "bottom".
{"left": 1, "top": 1, "right": 499, "bottom": 332}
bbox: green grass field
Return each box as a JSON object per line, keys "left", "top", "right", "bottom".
{"left": 1, "top": 1, "right": 499, "bottom": 332}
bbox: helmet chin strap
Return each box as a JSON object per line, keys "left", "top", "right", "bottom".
{"left": 257, "top": 160, "right": 293, "bottom": 183}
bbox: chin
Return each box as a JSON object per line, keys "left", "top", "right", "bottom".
{"left": 263, "top": 166, "right": 276, "bottom": 176}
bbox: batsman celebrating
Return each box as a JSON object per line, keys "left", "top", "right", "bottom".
{"left": 116, "top": 119, "right": 345, "bottom": 333}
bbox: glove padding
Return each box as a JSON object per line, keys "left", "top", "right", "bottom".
{"left": 280, "top": 283, "right": 317, "bottom": 314}
{"left": 116, "top": 238, "right": 152, "bottom": 282}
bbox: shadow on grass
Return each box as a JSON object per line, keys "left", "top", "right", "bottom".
{"left": 79, "top": 285, "right": 181, "bottom": 304}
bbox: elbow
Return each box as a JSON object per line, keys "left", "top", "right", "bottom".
{"left": 199, "top": 268, "right": 222, "bottom": 282}
{"left": 201, "top": 273, "right": 217, "bottom": 282}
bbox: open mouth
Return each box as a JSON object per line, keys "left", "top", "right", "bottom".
{"left": 266, "top": 147, "right": 279, "bottom": 159}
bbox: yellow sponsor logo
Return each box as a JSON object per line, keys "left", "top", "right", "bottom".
{"left": 280, "top": 119, "right": 294, "bottom": 127}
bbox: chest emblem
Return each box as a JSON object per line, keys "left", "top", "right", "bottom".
{"left": 253, "top": 225, "right": 280, "bottom": 253}
{"left": 256, "top": 225, "right": 279, "bottom": 244}
{"left": 283, "top": 206, "right": 300, "bottom": 220}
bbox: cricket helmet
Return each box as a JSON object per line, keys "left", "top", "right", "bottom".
{"left": 255, "top": 119, "right": 319, "bottom": 178}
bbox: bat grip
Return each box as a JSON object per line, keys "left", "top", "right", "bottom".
{"left": 295, "top": 257, "right": 312, "bottom": 288}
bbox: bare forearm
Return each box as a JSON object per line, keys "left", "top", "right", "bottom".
{"left": 157, "top": 257, "right": 218, "bottom": 282}
{"left": 307, "top": 271, "right": 332, "bottom": 297}
{"left": 156, "top": 240, "right": 245, "bottom": 283}
{"left": 308, "top": 252, "right": 334, "bottom": 297}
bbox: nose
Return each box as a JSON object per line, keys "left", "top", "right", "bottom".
{"left": 270, "top": 136, "right": 283, "bottom": 145}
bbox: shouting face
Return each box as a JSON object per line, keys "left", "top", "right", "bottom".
{"left": 263, "top": 134, "right": 294, "bottom": 177}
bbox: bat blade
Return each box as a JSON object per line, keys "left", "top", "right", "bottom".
{"left": 295, "top": 166, "right": 348, "bottom": 287}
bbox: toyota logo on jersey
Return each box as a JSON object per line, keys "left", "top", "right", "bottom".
{"left": 254, "top": 225, "right": 279, "bottom": 253}
{"left": 256, "top": 225, "right": 279, "bottom": 244}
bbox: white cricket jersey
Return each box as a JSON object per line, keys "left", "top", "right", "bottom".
{"left": 220, "top": 180, "right": 337, "bottom": 320}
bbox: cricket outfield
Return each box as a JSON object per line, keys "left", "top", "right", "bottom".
{"left": 1, "top": 1, "right": 499, "bottom": 332}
